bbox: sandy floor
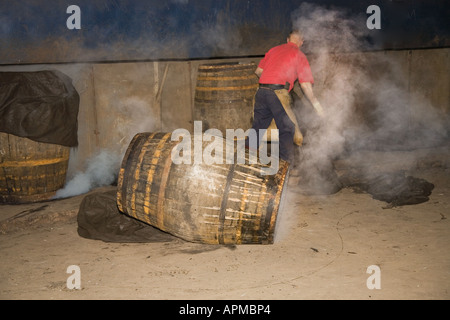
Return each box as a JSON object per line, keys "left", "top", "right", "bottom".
{"left": 1, "top": 157, "right": 449, "bottom": 300}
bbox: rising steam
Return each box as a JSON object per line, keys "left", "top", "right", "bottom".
{"left": 290, "top": 2, "right": 448, "bottom": 193}
{"left": 53, "top": 149, "right": 121, "bottom": 199}
{"left": 54, "top": 96, "right": 158, "bottom": 199}
{"left": 275, "top": 2, "right": 449, "bottom": 242}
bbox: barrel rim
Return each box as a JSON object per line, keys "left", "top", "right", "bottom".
{"left": 197, "top": 62, "right": 257, "bottom": 72}
{"left": 198, "top": 62, "right": 256, "bottom": 67}
{"left": 267, "top": 161, "right": 290, "bottom": 244}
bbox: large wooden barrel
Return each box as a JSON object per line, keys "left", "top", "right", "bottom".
{"left": 194, "top": 62, "right": 259, "bottom": 132}
{"left": 0, "top": 132, "right": 70, "bottom": 204}
{"left": 117, "top": 132, "right": 289, "bottom": 245}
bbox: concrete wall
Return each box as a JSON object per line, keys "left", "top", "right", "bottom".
{"left": 0, "top": 48, "right": 449, "bottom": 175}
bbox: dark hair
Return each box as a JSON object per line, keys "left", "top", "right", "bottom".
{"left": 288, "top": 29, "right": 304, "bottom": 39}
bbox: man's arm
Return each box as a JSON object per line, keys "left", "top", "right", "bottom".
{"left": 255, "top": 67, "right": 263, "bottom": 78}
{"left": 300, "top": 82, "right": 324, "bottom": 117}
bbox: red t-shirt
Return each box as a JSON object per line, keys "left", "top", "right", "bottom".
{"left": 258, "top": 42, "right": 314, "bottom": 91}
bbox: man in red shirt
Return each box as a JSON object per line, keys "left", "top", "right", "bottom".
{"left": 250, "top": 30, "right": 324, "bottom": 163}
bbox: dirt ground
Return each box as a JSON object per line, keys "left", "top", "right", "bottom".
{"left": 1, "top": 149, "right": 449, "bottom": 300}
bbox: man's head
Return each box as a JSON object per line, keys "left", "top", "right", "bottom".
{"left": 287, "top": 30, "right": 304, "bottom": 48}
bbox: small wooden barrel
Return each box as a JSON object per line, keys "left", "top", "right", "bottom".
{"left": 0, "top": 132, "right": 70, "bottom": 204}
{"left": 117, "top": 132, "right": 289, "bottom": 245}
{"left": 194, "top": 62, "right": 259, "bottom": 132}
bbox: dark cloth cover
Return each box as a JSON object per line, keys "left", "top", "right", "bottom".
{"left": 77, "top": 190, "right": 176, "bottom": 243}
{"left": 340, "top": 171, "right": 435, "bottom": 208}
{"left": 359, "top": 172, "right": 435, "bottom": 207}
{"left": 0, "top": 70, "right": 79, "bottom": 147}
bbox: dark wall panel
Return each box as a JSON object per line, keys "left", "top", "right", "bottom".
{"left": 1, "top": 0, "right": 449, "bottom": 64}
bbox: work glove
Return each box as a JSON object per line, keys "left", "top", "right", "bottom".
{"left": 312, "top": 101, "right": 325, "bottom": 117}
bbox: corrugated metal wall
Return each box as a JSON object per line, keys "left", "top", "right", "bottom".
{"left": 1, "top": 0, "right": 449, "bottom": 65}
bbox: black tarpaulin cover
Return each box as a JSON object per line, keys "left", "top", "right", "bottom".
{"left": 77, "top": 190, "right": 176, "bottom": 243}
{"left": 0, "top": 70, "right": 79, "bottom": 147}
{"left": 340, "top": 171, "right": 435, "bottom": 208}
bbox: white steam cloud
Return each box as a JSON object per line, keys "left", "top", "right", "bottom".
{"left": 54, "top": 96, "right": 158, "bottom": 199}
{"left": 275, "top": 2, "right": 449, "bottom": 242}
{"left": 290, "top": 3, "right": 448, "bottom": 192}
{"left": 53, "top": 149, "right": 121, "bottom": 199}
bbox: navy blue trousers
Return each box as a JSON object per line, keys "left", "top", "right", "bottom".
{"left": 247, "top": 88, "right": 295, "bottom": 162}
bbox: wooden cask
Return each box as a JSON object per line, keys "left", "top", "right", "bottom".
{"left": 0, "top": 132, "right": 70, "bottom": 203}
{"left": 117, "top": 132, "right": 289, "bottom": 245}
{"left": 194, "top": 62, "right": 259, "bottom": 132}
